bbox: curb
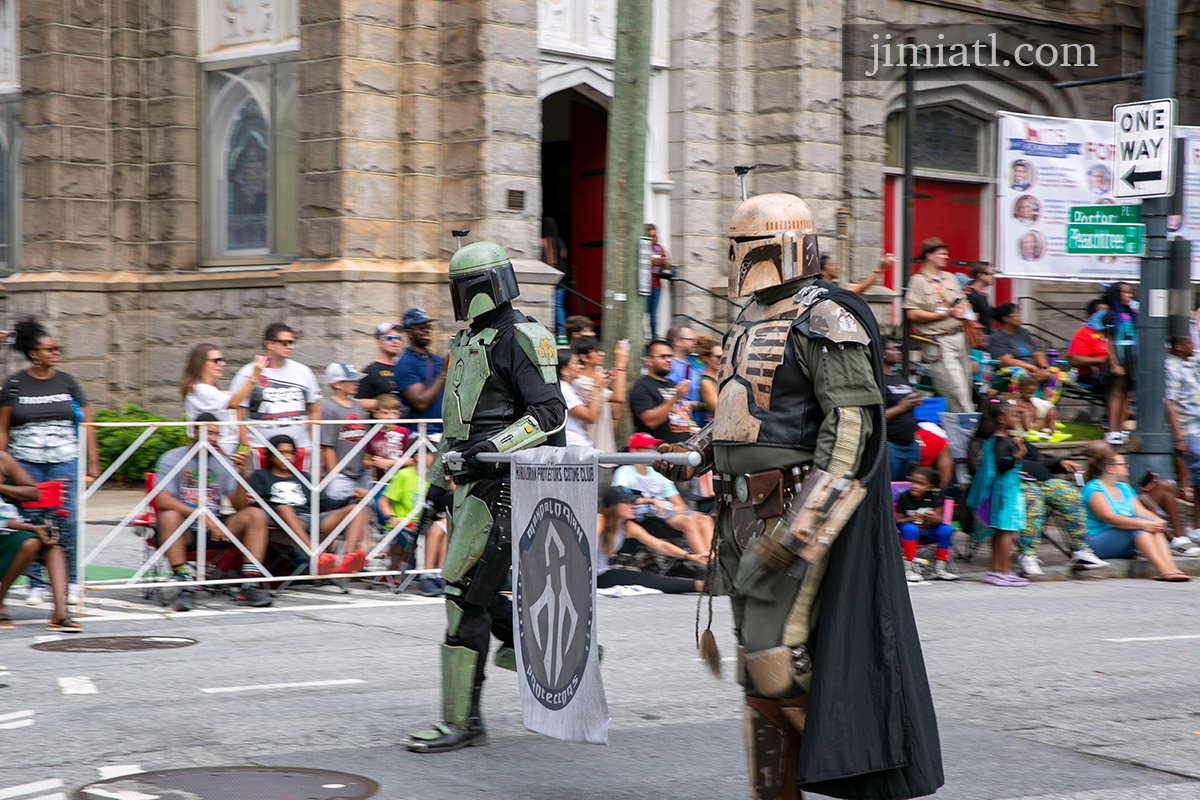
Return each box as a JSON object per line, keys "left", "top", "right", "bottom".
{"left": 952, "top": 554, "right": 1200, "bottom": 583}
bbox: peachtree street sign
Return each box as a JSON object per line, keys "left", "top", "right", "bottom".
{"left": 1064, "top": 223, "right": 1145, "bottom": 256}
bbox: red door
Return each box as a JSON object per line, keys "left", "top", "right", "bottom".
{"left": 883, "top": 176, "right": 1010, "bottom": 304}
{"left": 568, "top": 103, "right": 607, "bottom": 320}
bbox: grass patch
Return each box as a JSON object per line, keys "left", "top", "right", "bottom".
{"left": 1059, "top": 420, "right": 1104, "bottom": 441}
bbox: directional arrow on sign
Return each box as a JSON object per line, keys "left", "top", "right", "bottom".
{"left": 1122, "top": 166, "right": 1163, "bottom": 188}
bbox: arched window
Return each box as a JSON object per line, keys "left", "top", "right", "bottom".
{"left": 886, "top": 106, "right": 989, "bottom": 176}
{"left": 204, "top": 63, "right": 297, "bottom": 260}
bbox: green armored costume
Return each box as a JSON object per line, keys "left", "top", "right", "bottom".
{"left": 658, "top": 193, "right": 943, "bottom": 799}
{"left": 405, "top": 241, "right": 567, "bottom": 754}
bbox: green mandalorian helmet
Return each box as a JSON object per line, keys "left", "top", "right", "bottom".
{"left": 448, "top": 241, "right": 521, "bottom": 321}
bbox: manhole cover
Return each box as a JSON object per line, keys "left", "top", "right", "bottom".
{"left": 75, "top": 767, "right": 377, "bottom": 799}
{"left": 33, "top": 635, "right": 197, "bottom": 653}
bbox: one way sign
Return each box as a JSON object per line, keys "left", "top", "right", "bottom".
{"left": 1112, "top": 98, "right": 1176, "bottom": 199}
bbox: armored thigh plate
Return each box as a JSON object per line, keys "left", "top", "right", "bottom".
{"left": 442, "top": 487, "right": 494, "bottom": 585}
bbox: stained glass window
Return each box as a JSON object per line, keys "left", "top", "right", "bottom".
{"left": 885, "top": 106, "right": 987, "bottom": 175}
{"left": 226, "top": 99, "right": 269, "bottom": 251}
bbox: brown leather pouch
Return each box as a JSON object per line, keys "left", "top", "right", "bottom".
{"left": 747, "top": 469, "right": 785, "bottom": 520}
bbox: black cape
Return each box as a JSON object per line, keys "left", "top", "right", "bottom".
{"left": 796, "top": 284, "right": 944, "bottom": 799}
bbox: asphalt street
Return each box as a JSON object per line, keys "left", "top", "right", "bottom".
{"left": 1, "top": 577, "right": 1199, "bottom": 799}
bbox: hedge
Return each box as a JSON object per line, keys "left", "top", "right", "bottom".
{"left": 93, "top": 405, "right": 191, "bottom": 485}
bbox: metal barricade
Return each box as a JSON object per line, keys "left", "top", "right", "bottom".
{"left": 76, "top": 418, "right": 443, "bottom": 604}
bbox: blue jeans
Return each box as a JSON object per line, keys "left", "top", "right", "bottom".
{"left": 19, "top": 459, "right": 79, "bottom": 585}
{"left": 888, "top": 440, "right": 921, "bottom": 482}
{"left": 1087, "top": 520, "right": 1157, "bottom": 559}
{"left": 555, "top": 286, "right": 567, "bottom": 336}
{"left": 647, "top": 286, "right": 662, "bottom": 337}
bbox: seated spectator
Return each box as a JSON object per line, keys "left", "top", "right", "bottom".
{"left": 1081, "top": 450, "right": 1189, "bottom": 581}
{"left": 966, "top": 401, "right": 1029, "bottom": 587}
{"left": 630, "top": 339, "right": 693, "bottom": 444}
{"left": 895, "top": 466, "right": 958, "bottom": 583}
{"left": 1084, "top": 440, "right": 1200, "bottom": 556}
{"left": 571, "top": 335, "right": 627, "bottom": 452}
{"left": 558, "top": 350, "right": 600, "bottom": 447}
{"left": 595, "top": 487, "right": 705, "bottom": 593}
{"left": 320, "top": 362, "right": 369, "bottom": 497}
{"left": 248, "top": 434, "right": 368, "bottom": 577}
{"left": 1013, "top": 376, "right": 1068, "bottom": 442}
{"left": 363, "top": 394, "right": 414, "bottom": 481}
{"left": 1066, "top": 299, "right": 1110, "bottom": 396}
{"left": 915, "top": 423, "right": 954, "bottom": 491}
{"left": 615, "top": 433, "right": 715, "bottom": 560}
{"left": 883, "top": 338, "right": 924, "bottom": 481}
{"left": 0, "top": 452, "right": 78, "bottom": 630}
{"left": 987, "top": 303, "right": 1063, "bottom": 403}
{"left": 1102, "top": 282, "right": 1137, "bottom": 444}
{"left": 380, "top": 448, "right": 446, "bottom": 596}
{"left": 357, "top": 323, "right": 405, "bottom": 411}
{"left": 152, "top": 415, "right": 272, "bottom": 611}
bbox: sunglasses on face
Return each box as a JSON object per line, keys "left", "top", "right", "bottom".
{"left": 380, "top": 335, "right": 403, "bottom": 342}
{"left": 208, "top": 357, "right": 226, "bottom": 364}
{"left": 270, "top": 339, "right": 297, "bottom": 346}
{"left": 35, "top": 346, "right": 62, "bottom": 353}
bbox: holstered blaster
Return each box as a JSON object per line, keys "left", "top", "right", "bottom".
{"left": 753, "top": 469, "right": 866, "bottom": 579}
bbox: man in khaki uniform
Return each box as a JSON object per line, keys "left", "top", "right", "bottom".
{"left": 903, "top": 237, "right": 975, "bottom": 412}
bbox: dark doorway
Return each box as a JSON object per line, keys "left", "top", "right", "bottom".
{"left": 542, "top": 89, "right": 609, "bottom": 329}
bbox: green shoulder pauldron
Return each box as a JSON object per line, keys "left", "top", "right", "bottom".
{"left": 512, "top": 321, "right": 559, "bottom": 385}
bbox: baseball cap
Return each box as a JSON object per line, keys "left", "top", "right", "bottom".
{"left": 402, "top": 308, "right": 436, "bottom": 328}
{"left": 627, "top": 432, "right": 663, "bottom": 450}
{"left": 325, "top": 362, "right": 368, "bottom": 384}
{"left": 375, "top": 322, "right": 401, "bottom": 336}
{"left": 602, "top": 486, "right": 639, "bottom": 507}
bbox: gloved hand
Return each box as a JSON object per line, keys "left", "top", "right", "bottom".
{"left": 416, "top": 484, "right": 451, "bottom": 538}
{"left": 463, "top": 440, "right": 500, "bottom": 481}
{"left": 655, "top": 443, "right": 697, "bottom": 481}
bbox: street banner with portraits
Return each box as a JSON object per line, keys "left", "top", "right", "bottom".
{"left": 997, "top": 112, "right": 1200, "bottom": 281}
{"left": 511, "top": 446, "right": 609, "bottom": 745}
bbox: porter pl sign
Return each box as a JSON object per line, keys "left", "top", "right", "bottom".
{"left": 1112, "top": 98, "right": 1175, "bottom": 199}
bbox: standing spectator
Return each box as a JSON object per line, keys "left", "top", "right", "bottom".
{"left": 962, "top": 263, "right": 994, "bottom": 350}
{"left": 646, "top": 223, "right": 672, "bottom": 337}
{"left": 1103, "top": 282, "right": 1137, "bottom": 444}
{"left": 882, "top": 338, "right": 924, "bottom": 481}
{"left": 987, "top": 303, "right": 1063, "bottom": 403}
{"left": 570, "top": 335, "right": 626, "bottom": 452}
{"left": 903, "top": 237, "right": 975, "bottom": 412}
{"left": 229, "top": 322, "right": 321, "bottom": 470}
{"left": 966, "top": 401, "right": 1029, "bottom": 587}
{"left": 818, "top": 252, "right": 892, "bottom": 295}
{"left": 665, "top": 324, "right": 702, "bottom": 405}
{"left": 542, "top": 218, "right": 570, "bottom": 339}
{"left": 693, "top": 335, "right": 721, "bottom": 429}
{"left": 1164, "top": 335, "right": 1200, "bottom": 544}
{"left": 1081, "top": 450, "right": 1188, "bottom": 581}
{"left": 0, "top": 319, "right": 100, "bottom": 604}
{"left": 181, "top": 343, "right": 267, "bottom": 455}
{"left": 630, "top": 339, "right": 691, "bottom": 444}
{"left": 320, "top": 362, "right": 369, "bottom": 494}
{"left": 558, "top": 350, "right": 599, "bottom": 447}
{"left": 394, "top": 308, "right": 446, "bottom": 437}
{"left": 152, "top": 416, "right": 272, "bottom": 611}
{"left": 1066, "top": 299, "right": 1110, "bottom": 397}
{"left": 564, "top": 315, "right": 595, "bottom": 340}
{"left": 357, "top": 323, "right": 404, "bottom": 411}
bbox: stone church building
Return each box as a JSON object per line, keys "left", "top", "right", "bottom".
{"left": 0, "top": 0, "right": 1183, "bottom": 413}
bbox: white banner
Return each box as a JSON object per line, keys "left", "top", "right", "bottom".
{"left": 996, "top": 112, "right": 1200, "bottom": 281}
{"left": 511, "top": 445, "right": 609, "bottom": 745}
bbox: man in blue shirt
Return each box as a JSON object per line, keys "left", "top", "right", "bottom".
{"left": 394, "top": 308, "right": 447, "bottom": 435}
{"left": 665, "top": 323, "right": 701, "bottom": 404}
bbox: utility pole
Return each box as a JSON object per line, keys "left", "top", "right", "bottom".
{"left": 601, "top": 0, "right": 653, "bottom": 401}
{"left": 899, "top": 39, "right": 916, "bottom": 377}
{"left": 1131, "top": 0, "right": 1176, "bottom": 479}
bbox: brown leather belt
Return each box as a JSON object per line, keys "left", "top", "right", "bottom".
{"left": 714, "top": 467, "right": 806, "bottom": 520}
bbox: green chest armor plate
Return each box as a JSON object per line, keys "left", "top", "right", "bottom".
{"left": 441, "top": 327, "right": 498, "bottom": 439}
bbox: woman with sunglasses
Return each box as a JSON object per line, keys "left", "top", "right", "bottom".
{"left": 181, "top": 343, "right": 267, "bottom": 455}
{"left": 0, "top": 319, "right": 100, "bottom": 604}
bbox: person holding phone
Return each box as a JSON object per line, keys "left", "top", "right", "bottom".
{"left": 181, "top": 343, "right": 267, "bottom": 455}
{"left": 395, "top": 308, "right": 447, "bottom": 437}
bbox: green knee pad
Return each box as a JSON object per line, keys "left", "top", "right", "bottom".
{"left": 445, "top": 598, "right": 465, "bottom": 637}
{"left": 442, "top": 491, "right": 493, "bottom": 584}
{"left": 442, "top": 644, "right": 478, "bottom": 728}
{"left": 493, "top": 645, "right": 516, "bottom": 672}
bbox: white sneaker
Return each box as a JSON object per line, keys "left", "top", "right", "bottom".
{"left": 905, "top": 560, "right": 925, "bottom": 583}
{"left": 67, "top": 583, "right": 80, "bottom": 609}
{"left": 1188, "top": 528, "right": 1200, "bottom": 545}
{"left": 1017, "top": 554, "right": 1044, "bottom": 576}
{"left": 24, "top": 586, "right": 46, "bottom": 605}
{"left": 1070, "top": 548, "right": 1110, "bottom": 569}
{"left": 1104, "top": 431, "right": 1124, "bottom": 444}
{"left": 1171, "top": 536, "right": 1200, "bottom": 556}
{"left": 934, "top": 560, "right": 960, "bottom": 581}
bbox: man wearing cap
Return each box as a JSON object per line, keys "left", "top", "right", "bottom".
{"left": 357, "top": 323, "right": 404, "bottom": 410}
{"left": 903, "top": 237, "right": 975, "bottom": 412}
{"left": 395, "top": 308, "right": 447, "bottom": 436}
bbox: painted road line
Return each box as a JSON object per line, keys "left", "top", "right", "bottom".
{"left": 0, "top": 710, "right": 34, "bottom": 729}
{"left": 200, "top": 678, "right": 366, "bottom": 694}
{"left": 0, "top": 779, "right": 62, "bottom": 799}
{"left": 1104, "top": 634, "right": 1200, "bottom": 642}
{"left": 95, "top": 765, "right": 143, "bottom": 779}
{"left": 58, "top": 676, "right": 98, "bottom": 695}
{"left": 12, "top": 595, "right": 440, "bottom": 626}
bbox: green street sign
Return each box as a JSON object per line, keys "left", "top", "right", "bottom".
{"left": 1064, "top": 222, "right": 1145, "bottom": 256}
{"left": 1067, "top": 204, "right": 1140, "bottom": 225}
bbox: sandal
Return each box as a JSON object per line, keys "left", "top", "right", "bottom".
{"left": 46, "top": 616, "right": 82, "bottom": 632}
{"left": 0, "top": 612, "right": 13, "bottom": 630}
{"left": 1155, "top": 573, "right": 1191, "bottom": 583}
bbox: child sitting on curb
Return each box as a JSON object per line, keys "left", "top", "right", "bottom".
{"left": 895, "top": 466, "right": 959, "bottom": 583}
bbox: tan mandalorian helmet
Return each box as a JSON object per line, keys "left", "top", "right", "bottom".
{"left": 727, "top": 193, "right": 821, "bottom": 298}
